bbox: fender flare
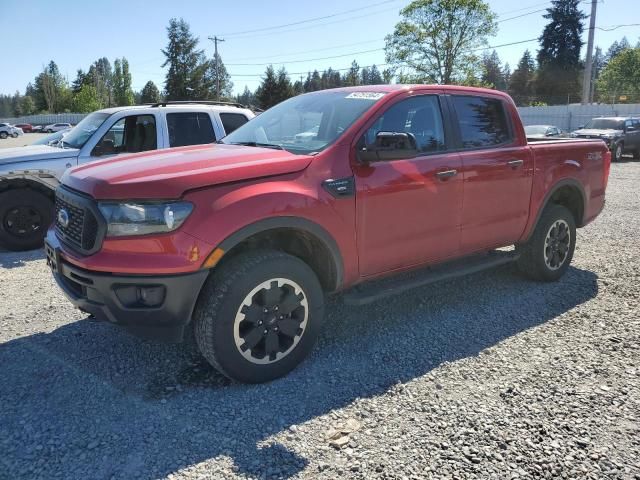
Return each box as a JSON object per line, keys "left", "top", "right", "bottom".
{"left": 523, "top": 178, "right": 587, "bottom": 242}
{"left": 216, "top": 216, "right": 344, "bottom": 290}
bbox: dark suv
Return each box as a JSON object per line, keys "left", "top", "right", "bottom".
{"left": 571, "top": 117, "right": 640, "bottom": 161}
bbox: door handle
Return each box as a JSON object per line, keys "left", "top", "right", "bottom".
{"left": 507, "top": 159, "right": 524, "bottom": 168}
{"left": 436, "top": 169, "right": 458, "bottom": 180}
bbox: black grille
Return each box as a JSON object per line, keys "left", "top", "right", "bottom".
{"left": 54, "top": 188, "right": 104, "bottom": 254}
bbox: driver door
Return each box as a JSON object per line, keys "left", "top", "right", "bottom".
{"left": 351, "top": 94, "right": 463, "bottom": 277}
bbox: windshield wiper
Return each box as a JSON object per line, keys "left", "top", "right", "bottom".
{"left": 227, "top": 141, "right": 284, "bottom": 150}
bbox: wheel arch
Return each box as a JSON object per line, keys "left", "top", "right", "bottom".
{"left": 0, "top": 175, "right": 56, "bottom": 200}
{"left": 523, "top": 179, "right": 586, "bottom": 243}
{"left": 211, "top": 217, "right": 344, "bottom": 292}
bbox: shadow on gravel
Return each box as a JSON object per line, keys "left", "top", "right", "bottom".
{"left": 0, "top": 264, "right": 599, "bottom": 479}
{"left": 0, "top": 248, "right": 45, "bottom": 269}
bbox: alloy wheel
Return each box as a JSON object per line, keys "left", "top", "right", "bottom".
{"left": 544, "top": 219, "right": 571, "bottom": 270}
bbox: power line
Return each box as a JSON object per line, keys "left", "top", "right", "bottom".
{"left": 219, "top": 0, "right": 400, "bottom": 37}
{"left": 226, "top": 48, "right": 384, "bottom": 66}
{"left": 596, "top": 23, "right": 640, "bottom": 31}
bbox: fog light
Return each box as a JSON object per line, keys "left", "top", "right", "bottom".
{"left": 136, "top": 286, "right": 166, "bottom": 307}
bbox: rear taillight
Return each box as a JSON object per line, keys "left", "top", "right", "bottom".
{"left": 603, "top": 150, "right": 611, "bottom": 189}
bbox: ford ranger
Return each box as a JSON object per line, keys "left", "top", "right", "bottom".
{"left": 0, "top": 102, "right": 254, "bottom": 251}
{"left": 45, "top": 85, "right": 610, "bottom": 383}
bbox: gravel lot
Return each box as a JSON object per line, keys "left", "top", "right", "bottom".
{"left": 0, "top": 161, "right": 639, "bottom": 480}
{"left": 0, "top": 133, "right": 48, "bottom": 148}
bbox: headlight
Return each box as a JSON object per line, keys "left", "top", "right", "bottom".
{"left": 98, "top": 201, "right": 193, "bottom": 237}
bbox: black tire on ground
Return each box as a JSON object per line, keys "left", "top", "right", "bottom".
{"left": 0, "top": 132, "right": 7, "bottom": 139}
{"left": 193, "top": 249, "right": 325, "bottom": 383}
{"left": 633, "top": 149, "right": 640, "bottom": 160}
{"left": 516, "top": 204, "right": 576, "bottom": 282}
{"left": 612, "top": 142, "right": 623, "bottom": 161}
{"left": 0, "top": 189, "right": 54, "bottom": 251}
{"left": 11, "top": 133, "right": 18, "bottom": 138}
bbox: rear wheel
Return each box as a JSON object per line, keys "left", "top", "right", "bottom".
{"left": 193, "top": 250, "right": 324, "bottom": 383}
{"left": 612, "top": 142, "right": 623, "bottom": 161}
{"left": 0, "top": 189, "right": 53, "bottom": 251}
{"left": 0, "top": 132, "right": 7, "bottom": 139}
{"left": 516, "top": 204, "right": 576, "bottom": 282}
{"left": 632, "top": 149, "right": 640, "bottom": 160}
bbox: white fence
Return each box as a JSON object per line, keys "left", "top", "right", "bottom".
{"left": 3, "top": 103, "right": 640, "bottom": 132}
{"left": 518, "top": 103, "right": 640, "bottom": 131}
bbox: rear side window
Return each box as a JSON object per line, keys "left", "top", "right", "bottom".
{"left": 167, "top": 112, "right": 216, "bottom": 147}
{"left": 452, "top": 96, "right": 512, "bottom": 149}
{"left": 220, "top": 113, "right": 249, "bottom": 135}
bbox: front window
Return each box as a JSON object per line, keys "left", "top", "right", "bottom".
{"left": 221, "top": 91, "right": 385, "bottom": 154}
{"left": 584, "top": 118, "right": 624, "bottom": 130}
{"left": 61, "top": 112, "right": 110, "bottom": 149}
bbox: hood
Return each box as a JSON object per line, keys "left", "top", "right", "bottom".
{"left": 0, "top": 145, "right": 78, "bottom": 166}
{"left": 573, "top": 129, "right": 622, "bottom": 137}
{"left": 63, "top": 144, "right": 313, "bottom": 199}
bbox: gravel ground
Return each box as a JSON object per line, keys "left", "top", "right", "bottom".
{"left": 0, "top": 161, "right": 638, "bottom": 480}
{"left": 0, "top": 133, "right": 48, "bottom": 148}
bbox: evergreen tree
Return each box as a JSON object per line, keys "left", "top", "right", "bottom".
{"left": 605, "top": 37, "right": 631, "bottom": 63}
{"left": 72, "top": 69, "right": 86, "bottom": 94}
{"left": 85, "top": 58, "right": 113, "bottom": 106}
{"left": 34, "top": 61, "right": 68, "bottom": 112}
{"left": 21, "top": 96, "right": 36, "bottom": 115}
{"left": 369, "top": 65, "right": 384, "bottom": 84}
{"left": 256, "top": 66, "right": 294, "bottom": 109}
{"left": 140, "top": 81, "right": 161, "bottom": 103}
{"left": 343, "top": 60, "right": 360, "bottom": 86}
{"left": 509, "top": 50, "right": 536, "bottom": 105}
{"left": 207, "top": 52, "right": 233, "bottom": 99}
{"left": 535, "top": 0, "right": 586, "bottom": 104}
{"left": 235, "top": 85, "right": 256, "bottom": 106}
{"left": 481, "top": 50, "right": 507, "bottom": 90}
{"left": 162, "top": 18, "right": 210, "bottom": 100}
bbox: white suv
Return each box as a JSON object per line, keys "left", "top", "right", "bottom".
{"left": 43, "top": 122, "right": 72, "bottom": 133}
{"left": 0, "top": 123, "right": 23, "bottom": 139}
{"left": 0, "top": 101, "right": 255, "bottom": 250}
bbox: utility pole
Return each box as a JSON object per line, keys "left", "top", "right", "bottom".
{"left": 581, "top": 0, "right": 597, "bottom": 104}
{"left": 208, "top": 36, "right": 225, "bottom": 101}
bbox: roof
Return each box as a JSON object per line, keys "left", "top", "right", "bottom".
{"left": 95, "top": 103, "right": 253, "bottom": 115}
{"left": 302, "top": 84, "right": 513, "bottom": 99}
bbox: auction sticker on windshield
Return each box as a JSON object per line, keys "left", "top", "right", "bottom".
{"left": 345, "top": 92, "right": 386, "bottom": 100}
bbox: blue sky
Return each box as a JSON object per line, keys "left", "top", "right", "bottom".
{"left": 0, "top": 0, "right": 638, "bottom": 96}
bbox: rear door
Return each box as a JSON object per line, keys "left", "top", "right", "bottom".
{"left": 166, "top": 112, "right": 217, "bottom": 147}
{"left": 352, "top": 93, "right": 463, "bottom": 276}
{"left": 449, "top": 94, "right": 534, "bottom": 253}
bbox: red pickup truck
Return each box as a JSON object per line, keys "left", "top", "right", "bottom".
{"left": 45, "top": 85, "right": 610, "bottom": 383}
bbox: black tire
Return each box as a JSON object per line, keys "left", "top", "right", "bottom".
{"left": 0, "top": 132, "right": 7, "bottom": 139}
{"left": 11, "top": 133, "right": 18, "bottom": 138}
{"left": 633, "top": 149, "right": 640, "bottom": 160}
{"left": 612, "top": 142, "right": 623, "bottom": 162}
{"left": 193, "top": 249, "right": 325, "bottom": 383}
{"left": 0, "top": 189, "right": 54, "bottom": 251}
{"left": 516, "top": 204, "right": 576, "bottom": 282}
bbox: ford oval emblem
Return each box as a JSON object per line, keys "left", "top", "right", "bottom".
{"left": 57, "top": 209, "right": 70, "bottom": 228}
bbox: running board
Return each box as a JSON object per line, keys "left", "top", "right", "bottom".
{"left": 342, "top": 250, "right": 520, "bottom": 306}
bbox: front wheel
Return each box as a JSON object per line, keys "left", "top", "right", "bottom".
{"left": 11, "top": 133, "right": 18, "bottom": 138}
{"left": 516, "top": 204, "right": 576, "bottom": 282}
{"left": 0, "top": 132, "right": 7, "bottom": 139}
{"left": 193, "top": 250, "right": 325, "bottom": 383}
{"left": 0, "top": 189, "right": 53, "bottom": 251}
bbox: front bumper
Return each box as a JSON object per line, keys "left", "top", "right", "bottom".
{"left": 45, "top": 235, "right": 209, "bottom": 342}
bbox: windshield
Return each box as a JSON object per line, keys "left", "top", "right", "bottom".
{"left": 33, "top": 130, "right": 68, "bottom": 145}
{"left": 221, "top": 90, "right": 385, "bottom": 154}
{"left": 525, "top": 125, "right": 549, "bottom": 135}
{"left": 583, "top": 118, "right": 624, "bottom": 130}
{"left": 61, "top": 112, "right": 110, "bottom": 149}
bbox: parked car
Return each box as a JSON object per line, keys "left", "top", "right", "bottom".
{"left": 32, "top": 125, "right": 44, "bottom": 132}
{"left": 0, "top": 102, "right": 255, "bottom": 250}
{"left": 524, "top": 124, "right": 564, "bottom": 139}
{"left": 43, "top": 123, "right": 72, "bottom": 133}
{"left": 570, "top": 117, "right": 640, "bottom": 161}
{"left": 14, "top": 123, "right": 33, "bottom": 133}
{"left": 44, "top": 85, "right": 610, "bottom": 383}
{"left": 0, "top": 123, "right": 23, "bottom": 139}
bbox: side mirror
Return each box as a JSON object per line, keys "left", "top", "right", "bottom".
{"left": 92, "top": 138, "right": 116, "bottom": 157}
{"left": 358, "top": 131, "right": 418, "bottom": 163}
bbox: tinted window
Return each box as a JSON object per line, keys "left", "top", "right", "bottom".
{"left": 167, "top": 112, "right": 216, "bottom": 147}
{"left": 452, "top": 96, "right": 512, "bottom": 148}
{"left": 363, "top": 95, "right": 446, "bottom": 153}
{"left": 220, "top": 113, "right": 249, "bottom": 135}
{"left": 93, "top": 114, "right": 157, "bottom": 156}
